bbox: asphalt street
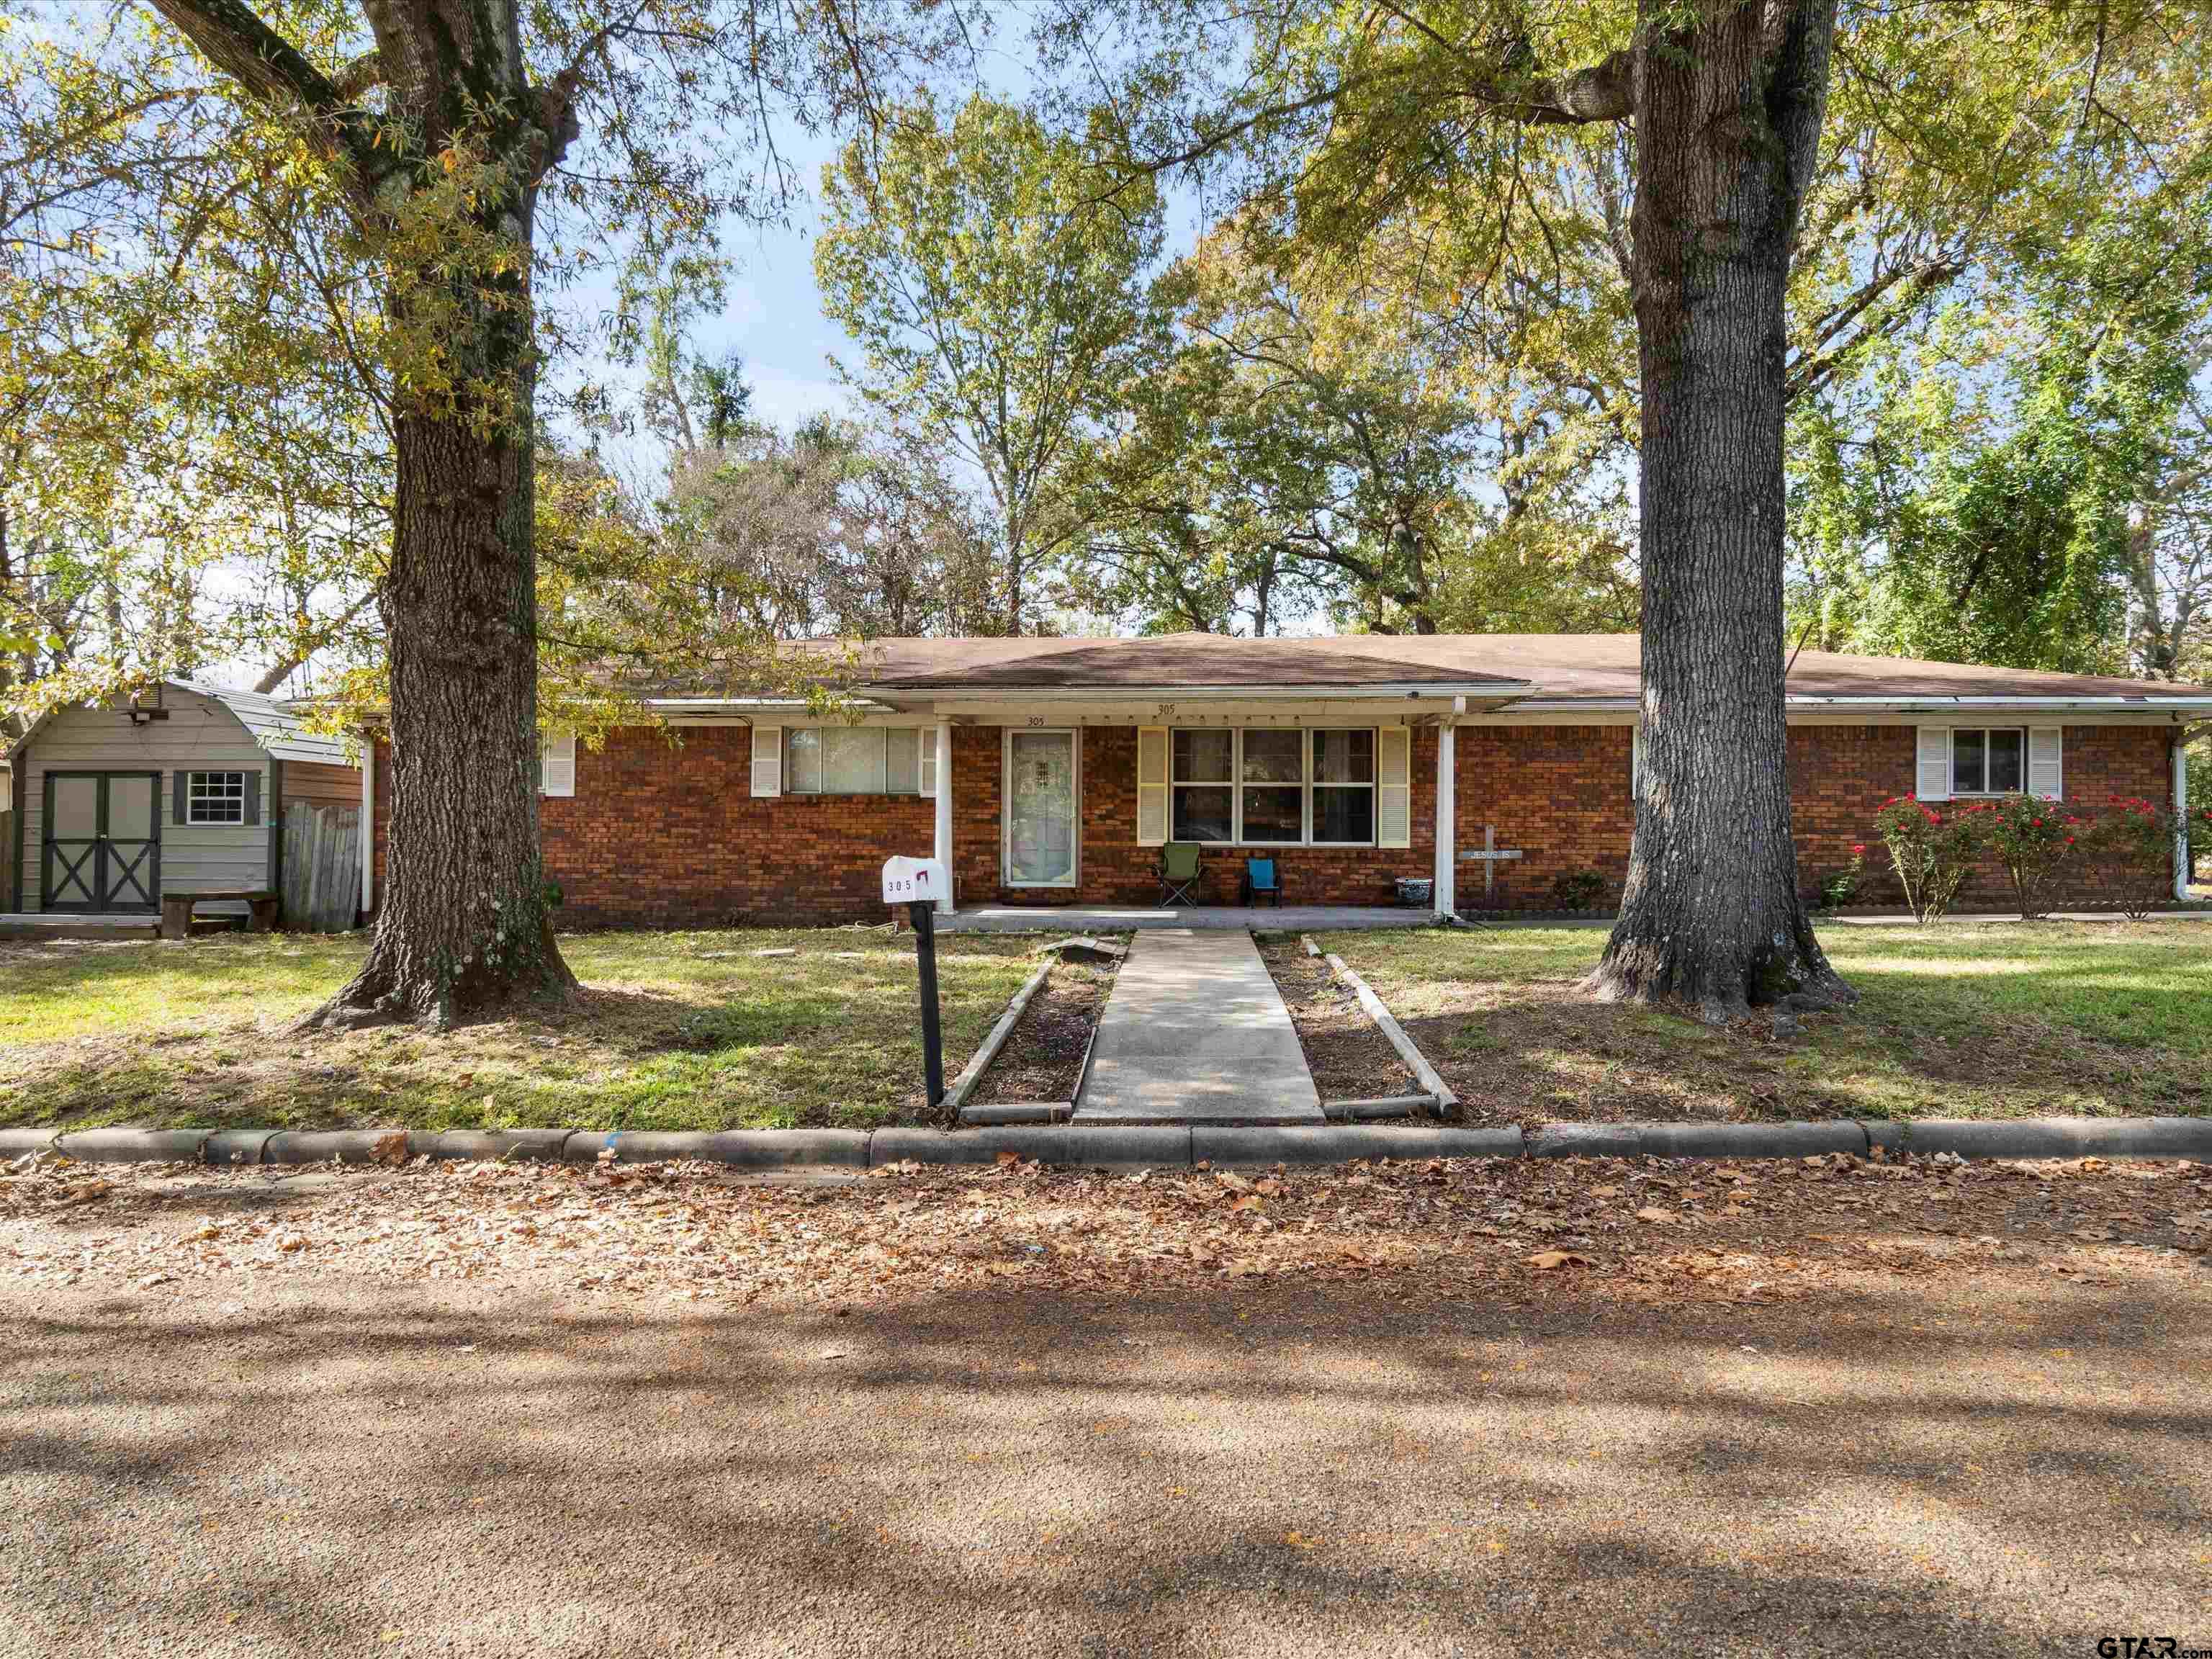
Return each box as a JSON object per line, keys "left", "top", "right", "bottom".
{"left": 3, "top": 1155, "right": 2208, "bottom": 1656}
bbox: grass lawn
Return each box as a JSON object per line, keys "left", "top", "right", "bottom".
{"left": 1327, "top": 919, "right": 2212, "bottom": 1125}
{"left": 0, "top": 927, "right": 1050, "bottom": 1133}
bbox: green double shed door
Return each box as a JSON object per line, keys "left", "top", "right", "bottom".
{"left": 42, "top": 770, "right": 161, "bottom": 913}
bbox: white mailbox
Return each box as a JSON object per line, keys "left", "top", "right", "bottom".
{"left": 881, "top": 856, "right": 948, "bottom": 907}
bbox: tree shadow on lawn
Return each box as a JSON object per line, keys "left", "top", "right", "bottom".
{"left": 1393, "top": 954, "right": 2206, "bottom": 1128}
{"left": 5, "top": 1269, "right": 2205, "bottom": 1654}
{"left": 0, "top": 981, "right": 981, "bottom": 1135}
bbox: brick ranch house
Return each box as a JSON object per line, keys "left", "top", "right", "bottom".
{"left": 361, "top": 634, "right": 2208, "bottom": 927}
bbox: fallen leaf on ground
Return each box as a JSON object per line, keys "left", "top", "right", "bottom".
{"left": 1529, "top": 1250, "right": 1593, "bottom": 1270}
{"left": 1635, "top": 1207, "right": 1676, "bottom": 1223}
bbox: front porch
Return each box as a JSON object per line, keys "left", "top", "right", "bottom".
{"left": 936, "top": 904, "right": 1437, "bottom": 933}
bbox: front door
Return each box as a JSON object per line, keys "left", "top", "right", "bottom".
{"left": 42, "top": 772, "right": 161, "bottom": 912}
{"left": 1004, "top": 729, "right": 1078, "bottom": 889}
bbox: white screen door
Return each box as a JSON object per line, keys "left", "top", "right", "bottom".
{"left": 1004, "top": 730, "right": 1077, "bottom": 887}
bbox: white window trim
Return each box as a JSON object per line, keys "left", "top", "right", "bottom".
{"left": 1166, "top": 727, "right": 1378, "bottom": 848}
{"left": 1948, "top": 726, "right": 2029, "bottom": 797}
{"left": 185, "top": 770, "right": 249, "bottom": 826}
{"left": 780, "top": 726, "right": 925, "bottom": 797}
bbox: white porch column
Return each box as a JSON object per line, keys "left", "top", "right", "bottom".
{"left": 933, "top": 721, "right": 955, "bottom": 912}
{"left": 1434, "top": 721, "right": 1456, "bottom": 917}
{"left": 2177, "top": 734, "right": 2193, "bottom": 902}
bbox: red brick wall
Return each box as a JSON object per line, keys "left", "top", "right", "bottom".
{"left": 543, "top": 727, "right": 935, "bottom": 926}
{"left": 1454, "top": 722, "right": 2175, "bottom": 911}
{"left": 364, "top": 720, "right": 2177, "bottom": 925}
{"left": 1455, "top": 726, "right": 1635, "bottom": 910}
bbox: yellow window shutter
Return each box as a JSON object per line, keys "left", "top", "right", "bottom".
{"left": 1136, "top": 727, "right": 1169, "bottom": 845}
{"left": 750, "top": 725, "right": 783, "bottom": 797}
{"left": 1378, "top": 726, "right": 1411, "bottom": 848}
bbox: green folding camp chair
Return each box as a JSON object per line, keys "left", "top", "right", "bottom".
{"left": 1156, "top": 842, "right": 1202, "bottom": 906}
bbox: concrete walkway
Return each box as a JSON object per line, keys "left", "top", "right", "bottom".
{"left": 1074, "top": 929, "right": 1323, "bottom": 1124}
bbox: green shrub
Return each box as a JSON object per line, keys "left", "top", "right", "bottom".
{"left": 1872, "top": 796, "right": 1977, "bottom": 923}
{"left": 2085, "top": 797, "right": 2180, "bottom": 920}
{"left": 1957, "top": 796, "right": 2082, "bottom": 920}
{"left": 1817, "top": 845, "right": 1868, "bottom": 912}
{"left": 1548, "top": 868, "right": 1607, "bottom": 911}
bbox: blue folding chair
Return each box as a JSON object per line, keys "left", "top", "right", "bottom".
{"left": 1242, "top": 856, "right": 1283, "bottom": 908}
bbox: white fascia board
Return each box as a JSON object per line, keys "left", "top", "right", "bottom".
{"left": 1485, "top": 696, "right": 2212, "bottom": 720}
{"left": 858, "top": 680, "right": 1534, "bottom": 703}
{"left": 1782, "top": 695, "right": 2212, "bottom": 710}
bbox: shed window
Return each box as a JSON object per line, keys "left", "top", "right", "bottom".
{"left": 783, "top": 728, "right": 923, "bottom": 796}
{"left": 186, "top": 771, "right": 248, "bottom": 825}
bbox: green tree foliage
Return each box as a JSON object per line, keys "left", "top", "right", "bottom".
{"left": 815, "top": 91, "right": 1164, "bottom": 633}
{"left": 7, "top": 0, "right": 968, "bottom": 1022}
{"left": 1065, "top": 220, "right": 1636, "bottom": 636}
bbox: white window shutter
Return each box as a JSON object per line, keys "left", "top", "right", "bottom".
{"left": 1136, "top": 726, "right": 1169, "bottom": 846}
{"left": 1630, "top": 724, "right": 1642, "bottom": 803}
{"left": 2028, "top": 727, "right": 2064, "bottom": 799}
{"left": 1377, "top": 726, "right": 1411, "bottom": 848}
{"left": 1915, "top": 727, "right": 1951, "bottom": 801}
{"left": 750, "top": 725, "right": 783, "bottom": 797}
{"left": 919, "top": 729, "right": 939, "bottom": 799}
{"left": 540, "top": 733, "right": 576, "bottom": 799}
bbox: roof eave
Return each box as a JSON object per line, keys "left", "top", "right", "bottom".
{"left": 857, "top": 680, "right": 1537, "bottom": 702}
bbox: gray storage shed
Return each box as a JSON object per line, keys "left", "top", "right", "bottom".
{"left": 5, "top": 681, "right": 359, "bottom": 917}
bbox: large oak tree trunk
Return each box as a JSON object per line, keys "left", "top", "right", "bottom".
{"left": 1588, "top": 0, "right": 1853, "bottom": 1021}
{"left": 310, "top": 175, "right": 575, "bottom": 1029}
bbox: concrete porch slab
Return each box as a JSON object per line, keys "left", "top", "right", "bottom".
{"left": 940, "top": 904, "right": 1437, "bottom": 933}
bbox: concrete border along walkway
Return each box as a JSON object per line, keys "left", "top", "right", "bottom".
{"left": 7, "top": 1116, "right": 2208, "bottom": 1172}
{"left": 1072, "top": 930, "right": 1323, "bottom": 1125}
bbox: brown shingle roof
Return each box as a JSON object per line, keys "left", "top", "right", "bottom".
{"left": 822, "top": 633, "right": 2207, "bottom": 702}
{"left": 850, "top": 633, "right": 1529, "bottom": 691}
{"left": 638, "top": 633, "right": 2210, "bottom": 703}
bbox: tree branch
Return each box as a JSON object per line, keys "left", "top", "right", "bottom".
{"left": 145, "top": 0, "right": 380, "bottom": 181}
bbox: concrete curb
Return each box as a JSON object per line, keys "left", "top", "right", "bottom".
{"left": 13, "top": 1117, "right": 2207, "bottom": 1171}
{"left": 1, "top": 1128, "right": 61, "bottom": 1160}
{"left": 1195, "top": 1125, "right": 1524, "bottom": 1167}
{"left": 565, "top": 1130, "right": 872, "bottom": 1169}
{"left": 266, "top": 1130, "right": 406, "bottom": 1166}
{"left": 1897, "top": 1117, "right": 2212, "bottom": 1161}
{"left": 410, "top": 1129, "right": 574, "bottom": 1162}
{"left": 1634, "top": 1121, "right": 1867, "bottom": 1159}
{"left": 203, "top": 1129, "right": 278, "bottom": 1167}
{"left": 55, "top": 1128, "right": 212, "bottom": 1164}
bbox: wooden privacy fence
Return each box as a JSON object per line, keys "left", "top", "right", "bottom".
{"left": 282, "top": 803, "right": 361, "bottom": 932}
